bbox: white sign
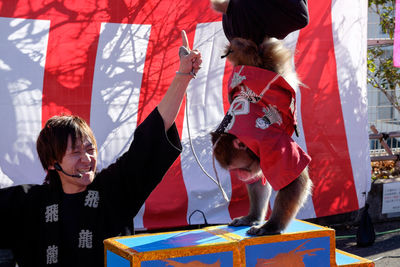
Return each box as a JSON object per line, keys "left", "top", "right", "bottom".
{"left": 382, "top": 182, "right": 400, "bottom": 214}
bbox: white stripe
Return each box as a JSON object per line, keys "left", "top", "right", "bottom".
{"left": 181, "top": 22, "right": 233, "bottom": 225}
{"left": 332, "top": 0, "right": 370, "bottom": 208}
{"left": 91, "top": 22, "right": 150, "bottom": 167}
{"left": 90, "top": 22, "right": 151, "bottom": 229}
{"left": 0, "top": 18, "right": 49, "bottom": 187}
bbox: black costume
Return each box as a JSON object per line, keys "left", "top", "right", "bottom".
{"left": 222, "top": 0, "right": 309, "bottom": 44}
{"left": 0, "top": 108, "right": 182, "bottom": 267}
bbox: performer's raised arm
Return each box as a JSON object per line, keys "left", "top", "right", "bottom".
{"left": 158, "top": 30, "right": 202, "bottom": 130}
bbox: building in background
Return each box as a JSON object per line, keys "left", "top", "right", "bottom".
{"left": 368, "top": 5, "right": 400, "bottom": 151}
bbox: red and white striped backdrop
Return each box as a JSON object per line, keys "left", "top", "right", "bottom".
{"left": 0, "top": 0, "right": 370, "bottom": 230}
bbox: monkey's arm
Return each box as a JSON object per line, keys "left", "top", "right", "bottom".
{"left": 229, "top": 178, "right": 272, "bottom": 226}
{"left": 248, "top": 169, "right": 312, "bottom": 236}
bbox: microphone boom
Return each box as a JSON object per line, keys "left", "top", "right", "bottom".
{"left": 54, "top": 163, "right": 82, "bottom": 178}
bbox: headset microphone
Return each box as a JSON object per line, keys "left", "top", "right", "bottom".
{"left": 54, "top": 163, "right": 82, "bottom": 178}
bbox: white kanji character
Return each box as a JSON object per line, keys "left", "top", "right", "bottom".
{"left": 45, "top": 204, "right": 58, "bottom": 223}
{"left": 46, "top": 245, "right": 58, "bottom": 264}
{"left": 84, "top": 190, "right": 99, "bottom": 208}
{"left": 78, "top": 229, "right": 93, "bottom": 249}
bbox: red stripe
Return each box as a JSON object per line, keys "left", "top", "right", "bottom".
{"left": 295, "top": 0, "right": 359, "bottom": 216}
{"left": 41, "top": 19, "right": 101, "bottom": 126}
{"left": 140, "top": 27, "right": 190, "bottom": 228}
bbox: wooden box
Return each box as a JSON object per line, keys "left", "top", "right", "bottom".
{"left": 104, "top": 219, "right": 374, "bottom": 267}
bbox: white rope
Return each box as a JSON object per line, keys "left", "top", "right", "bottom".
{"left": 185, "top": 93, "right": 229, "bottom": 202}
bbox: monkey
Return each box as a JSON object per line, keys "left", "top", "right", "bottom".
{"left": 207, "top": 0, "right": 312, "bottom": 236}
{"left": 209, "top": 25, "right": 312, "bottom": 236}
{"left": 210, "top": 0, "right": 229, "bottom": 14}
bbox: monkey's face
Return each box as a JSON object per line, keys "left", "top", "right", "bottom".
{"left": 228, "top": 148, "right": 262, "bottom": 182}
{"left": 211, "top": 133, "right": 262, "bottom": 182}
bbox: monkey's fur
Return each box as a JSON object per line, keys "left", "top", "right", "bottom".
{"left": 210, "top": 0, "right": 229, "bottom": 14}
{"left": 225, "top": 37, "right": 300, "bottom": 101}
{"left": 211, "top": 33, "right": 312, "bottom": 236}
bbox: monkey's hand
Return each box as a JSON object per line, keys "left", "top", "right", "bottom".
{"left": 247, "top": 221, "right": 283, "bottom": 236}
{"left": 229, "top": 215, "right": 262, "bottom": 227}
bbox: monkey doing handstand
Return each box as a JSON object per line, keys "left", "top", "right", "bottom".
{"left": 210, "top": 32, "right": 312, "bottom": 236}
{"left": 211, "top": 37, "right": 312, "bottom": 236}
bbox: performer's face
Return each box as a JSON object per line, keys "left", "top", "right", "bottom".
{"left": 58, "top": 135, "right": 97, "bottom": 193}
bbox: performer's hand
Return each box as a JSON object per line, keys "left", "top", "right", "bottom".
{"left": 178, "top": 30, "right": 202, "bottom": 77}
